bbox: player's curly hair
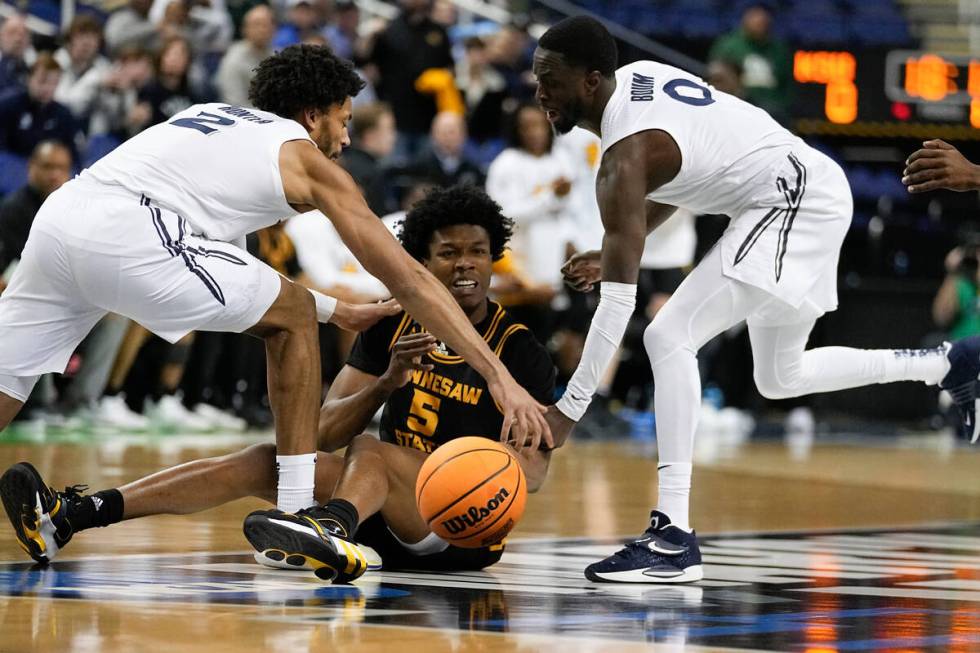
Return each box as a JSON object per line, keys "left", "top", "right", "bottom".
{"left": 398, "top": 185, "right": 514, "bottom": 262}
{"left": 249, "top": 45, "right": 365, "bottom": 118}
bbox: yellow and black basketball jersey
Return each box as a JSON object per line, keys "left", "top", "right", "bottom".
{"left": 346, "top": 300, "right": 556, "bottom": 452}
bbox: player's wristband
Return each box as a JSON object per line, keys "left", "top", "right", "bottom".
{"left": 556, "top": 281, "right": 636, "bottom": 422}
{"left": 308, "top": 288, "right": 338, "bottom": 324}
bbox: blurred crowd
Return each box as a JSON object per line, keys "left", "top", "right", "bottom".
{"left": 0, "top": 1, "right": 966, "bottom": 436}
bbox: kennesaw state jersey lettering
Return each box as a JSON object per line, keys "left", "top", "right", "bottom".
{"left": 346, "top": 301, "right": 556, "bottom": 453}
{"left": 600, "top": 61, "right": 802, "bottom": 217}
{"left": 80, "top": 103, "right": 312, "bottom": 243}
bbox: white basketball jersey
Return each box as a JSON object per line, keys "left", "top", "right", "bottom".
{"left": 81, "top": 103, "right": 313, "bottom": 242}
{"left": 600, "top": 61, "right": 802, "bottom": 216}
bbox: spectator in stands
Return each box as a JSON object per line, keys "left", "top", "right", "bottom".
{"left": 368, "top": 0, "right": 453, "bottom": 160}
{"left": 407, "top": 111, "right": 482, "bottom": 188}
{"left": 105, "top": 0, "right": 161, "bottom": 55}
{"left": 215, "top": 4, "right": 274, "bottom": 107}
{"left": 341, "top": 102, "right": 397, "bottom": 215}
{"left": 485, "top": 103, "right": 574, "bottom": 343}
{"left": 457, "top": 36, "right": 507, "bottom": 145}
{"left": 148, "top": 0, "right": 233, "bottom": 57}
{"left": 709, "top": 2, "right": 791, "bottom": 124}
{"left": 89, "top": 46, "right": 155, "bottom": 140}
{"left": 0, "top": 14, "right": 32, "bottom": 92}
{"left": 0, "top": 55, "right": 79, "bottom": 160}
{"left": 136, "top": 36, "right": 204, "bottom": 129}
{"left": 487, "top": 23, "right": 535, "bottom": 101}
{"left": 933, "top": 245, "right": 980, "bottom": 340}
{"left": 54, "top": 15, "right": 110, "bottom": 125}
{"left": 0, "top": 141, "right": 72, "bottom": 287}
{"left": 324, "top": 0, "right": 361, "bottom": 61}
{"left": 273, "top": 0, "right": 322, "bottom": 50}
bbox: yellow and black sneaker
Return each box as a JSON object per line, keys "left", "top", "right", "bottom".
{"left": 0, "top": 462, "right": 82, "bottom": 564}
{"left": 243, "top": 507, "right": 371, "bottom": 583}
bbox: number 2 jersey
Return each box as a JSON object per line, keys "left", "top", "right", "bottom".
{"left": 601, "top": 61, "right": 851, "bottom": 310}
{"left": 346, "top": 301, "right": 556, "bottom": 452}
{"left": 77, "top": 103, "right": 313, "bottom": 243}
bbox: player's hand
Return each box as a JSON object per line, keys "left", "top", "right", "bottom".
{"left": 543, "top": 404, "right": 576, "bottom": 449}
{"left": 552, "top": 177, "right": 572, "bottom": 197}
{"left": 561, "top": 249, "right": 601, "bottom": 292}
{"left": 379, "top": 332, "right": 437, "bottom": 391}
{"left": 331, "top": 298, "right": 401, "bottom": 332}
{"left": 904, "top": 140, "right": 980, "bottom": 193}
{"left": 490, "top": 374, "right": 551, "bottom": 452}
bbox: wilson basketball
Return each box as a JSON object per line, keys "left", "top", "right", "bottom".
{"left": 415, "top": 437, "right": 527, "bottom": 548}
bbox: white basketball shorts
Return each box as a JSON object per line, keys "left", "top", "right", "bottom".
{"left": 719, "top": 146, "right": 852, "bottom": 324}
{"left": 0, "top": 178, "right": 282, "bottom": 397}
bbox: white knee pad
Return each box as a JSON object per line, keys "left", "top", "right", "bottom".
{"left": 753, "top": 352, "right": 806, "bottom": 400}
{"left": 643, "top": 315, "right": 689, "bottom": 366}
{"left": 0, "top": 373, "right": 40, "bottom": 403}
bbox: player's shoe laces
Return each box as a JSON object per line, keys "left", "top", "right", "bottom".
{"left": 0, "top": 462, "right": 86, "bottom": 564}
{"left": 243, "top": 506, "right": 371, "bottom": 583}
{"left": 940, "top": 336, "right": 980, "bottom": 443}
{"left": 584, "top": 510, "right": 703, "bottom": 583}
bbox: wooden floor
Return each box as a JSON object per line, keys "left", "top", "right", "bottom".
{"left": 1, "top": 428, "right": 979, "bottom": 652}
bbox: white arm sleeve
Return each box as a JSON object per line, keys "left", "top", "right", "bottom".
{"left": 555, "top": 281, "right": 636, "bottom": 421}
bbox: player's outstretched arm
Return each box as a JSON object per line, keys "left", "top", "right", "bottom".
{"left": 279, "top": 141, "right": 551, "bottom": 450}
{"left": 554, "top": 130, "right": 681, "bottom": 429}
{"left": 904, "top": 140, "right": 980, "bottom": 193}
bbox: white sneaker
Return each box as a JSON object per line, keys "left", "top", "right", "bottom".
{"left": 192, "top": 402, "right": 247, "bottom": 431}
{"left": 145, "top": 394, "right": 213, "bottom": 432}
{"left": 87, "top": 395, "right": 150, "bottom": 431}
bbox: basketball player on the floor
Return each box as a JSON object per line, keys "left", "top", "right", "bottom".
{"left": 1, "top": 186, "right": 556, "bottom": 583}
{"left": 532, "top": 17, "right": 980, "bottom": 584}
{"left": 0, "top": 45, "right": 550, "bottom": 569}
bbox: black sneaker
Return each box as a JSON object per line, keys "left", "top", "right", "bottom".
{"left": 0, "top": 462, "right": 85, "bottom": 564}
{"left": 243, "top": 506, "right": 370, "bottom": 583}
{"left": 940, "top": 336, "right": 980, "bottom": 443}
{"left": 584, "top": 511, "right": 703, "bottom": 583}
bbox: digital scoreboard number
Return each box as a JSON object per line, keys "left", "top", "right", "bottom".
{"left": 793, "top": 50, "right": 980, "bottom": 136}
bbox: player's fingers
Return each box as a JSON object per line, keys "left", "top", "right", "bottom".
{"left": 394, "top": 333, "right": 437, "bottom": 348}
{"left": 907, "top": 179, "right": 944, "bottom": 193}
{"left": 924, "top": 139, "right": 954, "bottom": 150}
{"left": 536, "top": 408, "right": 554, "bottom": 449}
{"left": 499, "top": 407, "right": 515, "bottom": 442}
{"left": 903, "top": 167, "right": 945, "bottom": 186}
{"left": 377, "top": 298, "right": 401, "bottom": 314}
{"left": 904, "top": 156, "right": 945, "bottom": 175}
{"left": 905, "top": 149, "right": 944, "bottom": 167}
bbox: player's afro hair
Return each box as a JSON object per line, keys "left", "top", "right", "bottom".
{"left": 249, "top": 44, "right": 365, "bottom": 118}
{"left": 538, "top": 15, "right": 618, "bottom": 77}
{"left": 398, "top": 185, "right": 514, "bottom": 263}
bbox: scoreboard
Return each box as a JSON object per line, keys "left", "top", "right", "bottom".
{"left": 793, "top": 50, "right": 980, "bottom": 139}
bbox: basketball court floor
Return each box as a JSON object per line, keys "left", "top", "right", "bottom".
{"left": 1, "top": 427, "right": 978, "bottom": 652}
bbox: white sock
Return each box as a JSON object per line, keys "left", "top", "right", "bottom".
{"left": 656, "top": 462, "right": 692, "bottom": 532}
{"left": 275, "top": 453, "right": 316, "bottom": 512}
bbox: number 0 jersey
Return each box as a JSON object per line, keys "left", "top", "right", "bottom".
{"left": 600, "top": 61, "right": 802, "bottom": 217}
{"left": 346, "top": 301, "right": 556, "bottom": 452}
{"left": 78, "top": 103, "right": 313, "bottom": 243}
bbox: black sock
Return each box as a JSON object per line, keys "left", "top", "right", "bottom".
{"left": 69, "top": 489, "right": 125, "bottom": 532}
{"left": 320, "top": 498, "right": 359, "bottom": 539}
{"left": 103, "top": 386, "right": 120, "bottom": 398}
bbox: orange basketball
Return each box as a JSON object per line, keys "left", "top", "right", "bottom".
{"left": 415, "top": 436, "right": 527, "bottom": 548}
